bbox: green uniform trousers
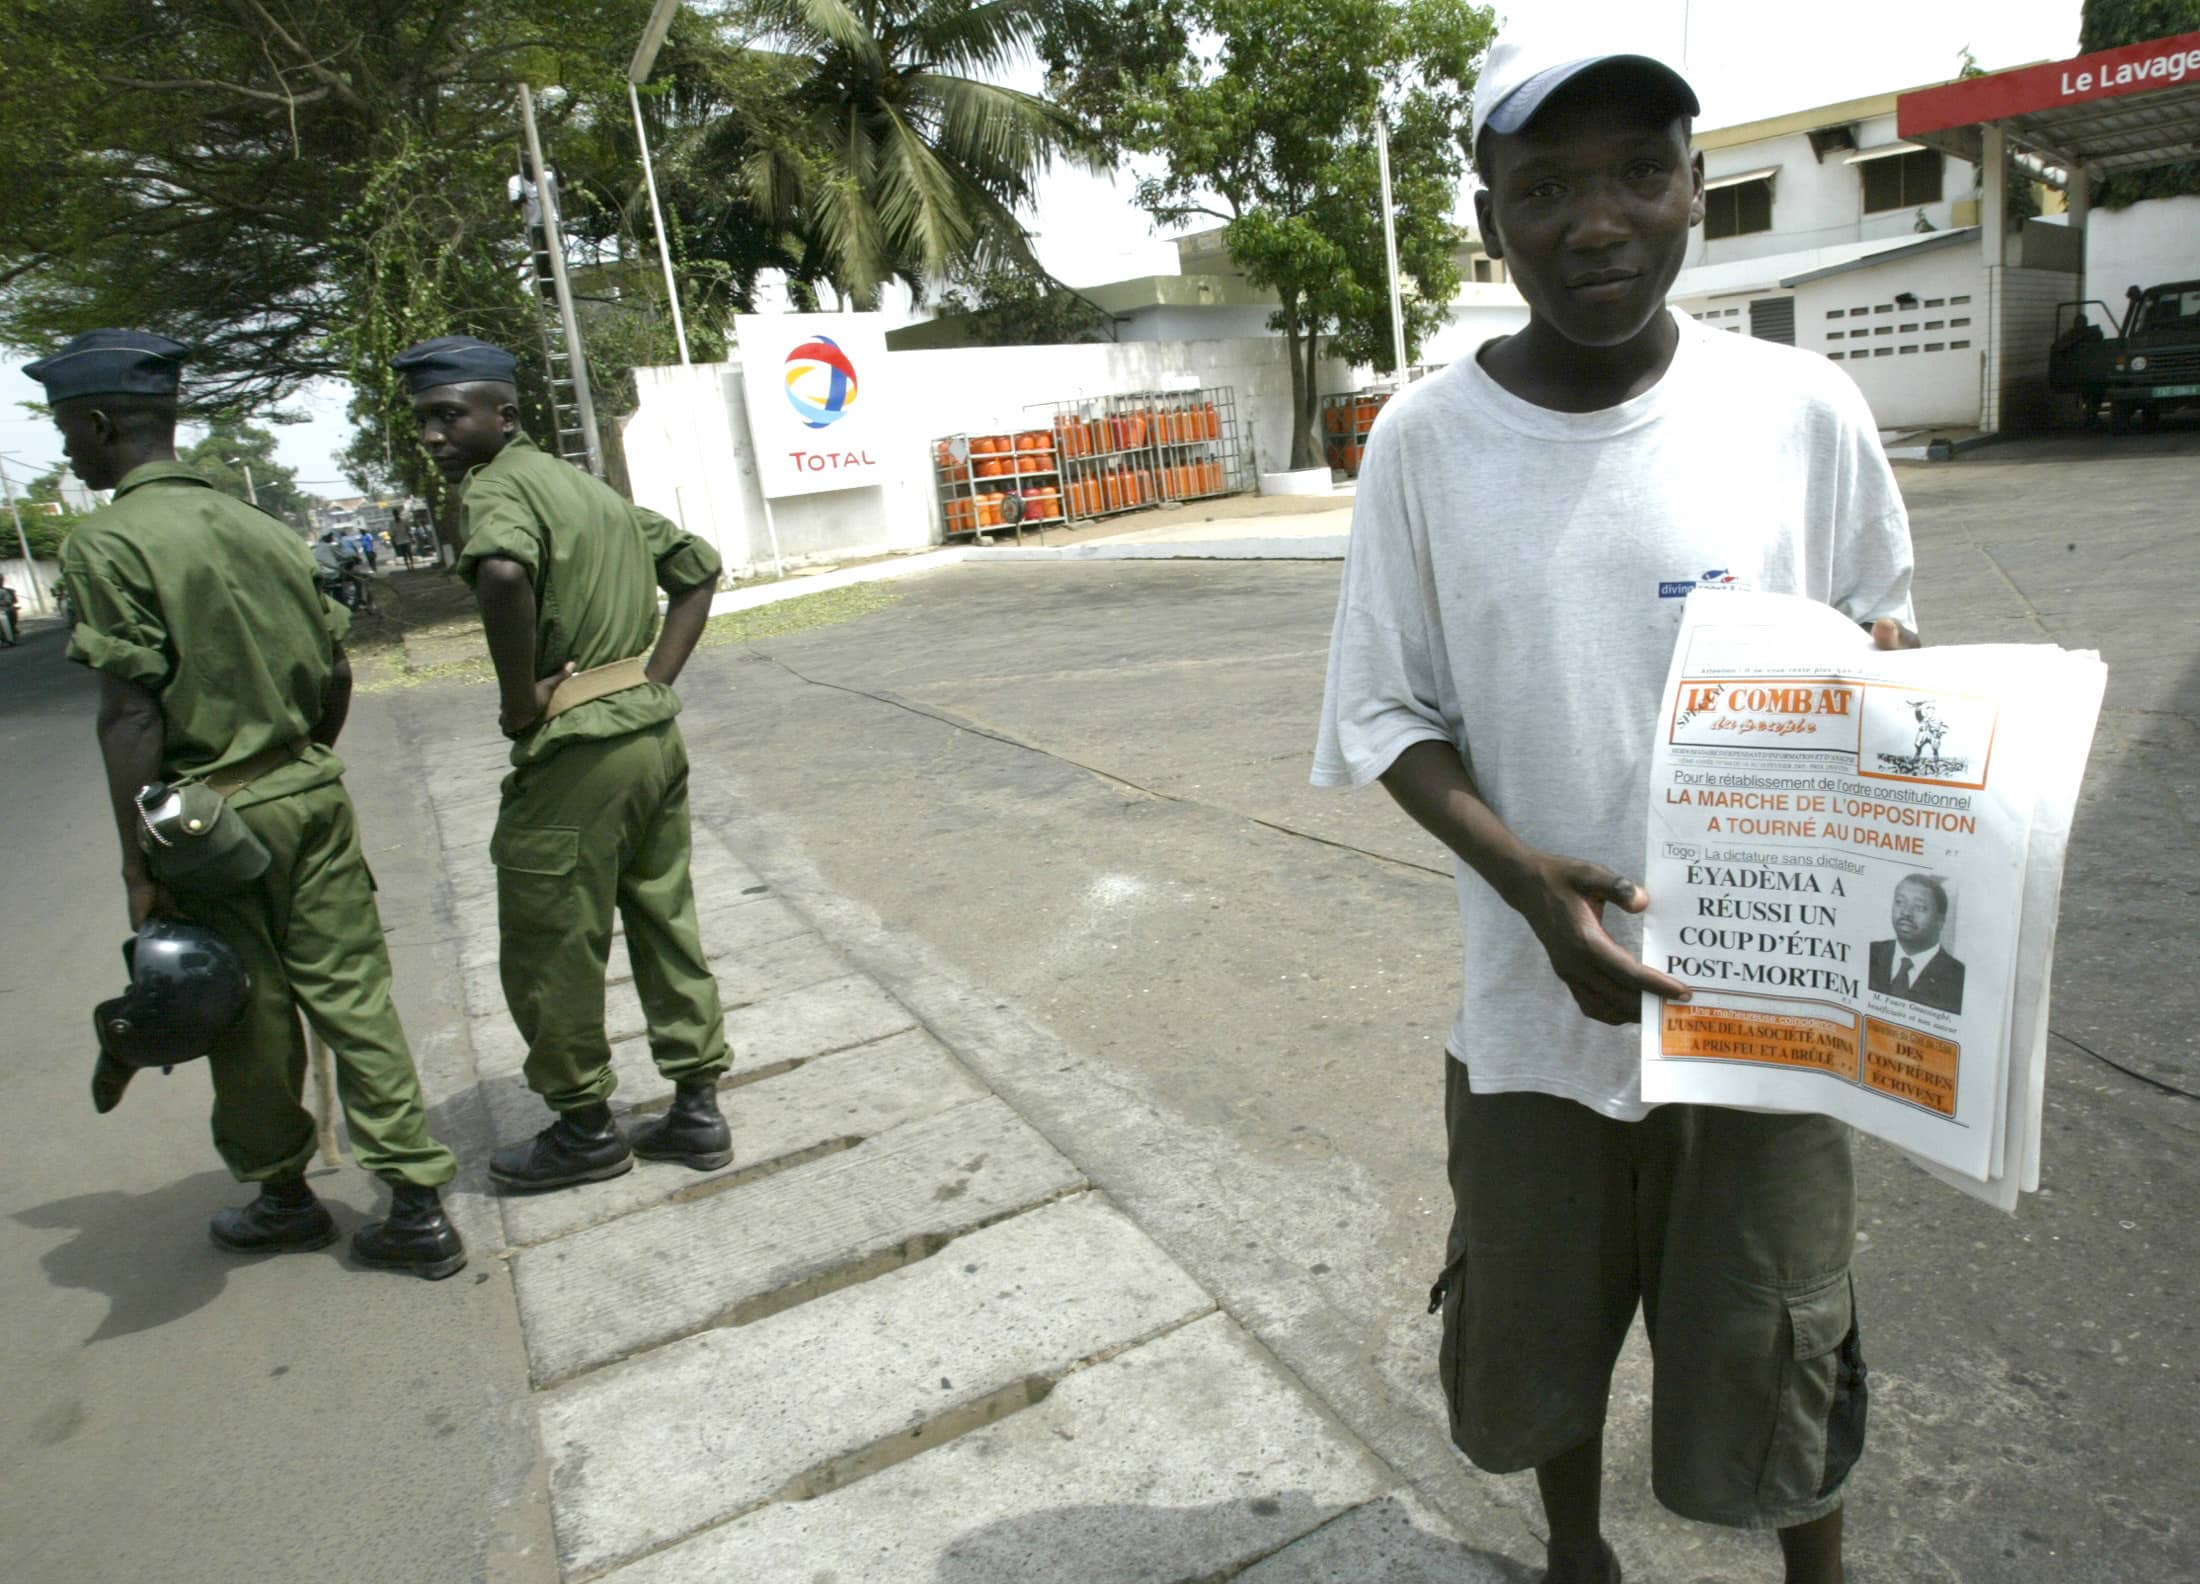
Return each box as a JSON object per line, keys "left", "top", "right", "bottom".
{"left": 490, "top": 719, "right": 728, "bottom": 1110}
{"left": 176, "top": 781, "right": 457, "bottom": 1187}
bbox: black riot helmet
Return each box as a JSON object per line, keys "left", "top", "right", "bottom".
{"left": 90, "top": 920, "right": 250, "bottom": 1112}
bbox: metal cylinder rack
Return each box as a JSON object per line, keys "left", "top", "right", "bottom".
{"left": 932, "top": 384, "right": 1249, "bottom": 541}
{"left": 1033, "top": 387, "right": 1247, "bottom": 523}
{"left": 1320, "top": 388, "right": 1391, "bottom": 477}
{"left": 931, "top": 428, "right": 1063, "bottom": 543}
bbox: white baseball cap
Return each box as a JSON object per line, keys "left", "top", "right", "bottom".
{"left": 1469, "top": 28, "right": 1700, "bottom": 161}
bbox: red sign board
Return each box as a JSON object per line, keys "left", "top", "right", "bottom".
{"left": 1899, "top": 30, "right": 2200, "bottom": 139}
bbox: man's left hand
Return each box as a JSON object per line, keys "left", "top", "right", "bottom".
{"left": 500, "top": 662, "right": 575, "bottom": 737}
{"left": 1872, "top": 616, "right": 1921, "bottom": 650}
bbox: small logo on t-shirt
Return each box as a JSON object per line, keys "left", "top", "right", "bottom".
{"left": 1658, "top": 568, "right": 1750, "bottom": 598}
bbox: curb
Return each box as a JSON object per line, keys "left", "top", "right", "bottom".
{"left": 702, "top": 536, "right": 1349, "bottom": 617}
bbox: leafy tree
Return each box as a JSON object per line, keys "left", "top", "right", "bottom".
{"left": 5, "top": 495, "right": 75, "bottom": 560}
{"left": 2080, "top": 0, "right": 2200, "bottom": 207}
{"left": 0, "top": 0, "right": 667, "bottom": 510}
{"left": 674, "top": 0, "right": 1108, "bottom": 310}
{"left": 1057, "top": 0, "right": 1492, "bottom": 468}
{"left": 0, "top": 0, "right": 1108, "bottom": 500}
{"left": 934, "top": 261, "right": 1117, "bottom": 345}
{"left": 178, "top": 419, "right": 311, "bottom": 523}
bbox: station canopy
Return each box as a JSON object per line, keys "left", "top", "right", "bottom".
{"left": 1898, "top": 29, "right": 2200, "bottom": 178}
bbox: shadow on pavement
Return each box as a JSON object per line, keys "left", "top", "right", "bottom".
{"left": 930, "top": 1491, "right": 1537, "bottom": 1584}
{"left": 12, "top": 1168, "right": 347, "bottom": 1344}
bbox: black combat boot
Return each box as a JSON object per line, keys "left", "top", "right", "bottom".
{"left": 353, "top": 1181, "right": 469, "bottom": 1280}
{"left": 209, "top": 1174, "right": 338, "bottom": 1254}
{"left": 630, "top": 1078, "right": 735, "bottom": 1171}
{"left": 488, "top": 1102, "right": 632, "bottom": 1191}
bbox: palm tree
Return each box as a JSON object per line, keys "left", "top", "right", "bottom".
{"left": 698, "top": 0, "right": 1106, "bottom": 309}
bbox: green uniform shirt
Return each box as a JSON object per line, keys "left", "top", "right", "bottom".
{"left": 456, "top": 436, "right": 722, "bottom": 765}
{"left": 61, "top": 461, "right": 349, "bottom": 809}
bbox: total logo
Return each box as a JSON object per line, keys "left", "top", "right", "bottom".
{"left": 784, "top": 335, "right": 859, "bottom": 429}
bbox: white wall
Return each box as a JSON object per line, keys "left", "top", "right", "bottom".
{"left": 2084, "top": 193, "right": 2200, "bottom": 307}
{"left": 1794, "top": 245, "right": 1989, "bottom": 429}
{"left": 1, "top": 556, "right": 62, "bottom": 616}
{"left": 1117, "top": 304, "right": 1278, "bottom": 341}
{"left": 1690, "top": 111, "right": 1979, "bottom": 272}
{"left": 1416, "top": 286, "right": 1533, "bottom": 368}
{"left": 622, "top": 335, "right": 1355, "bottom": 576}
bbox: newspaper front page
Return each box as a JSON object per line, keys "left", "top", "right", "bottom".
{"left": 1639, "top": 590, "right": 2106, "bottom": 1208}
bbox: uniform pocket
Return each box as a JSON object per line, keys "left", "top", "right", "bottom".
{"left": 490, "top": 824, "right": 579, "bottom": 876}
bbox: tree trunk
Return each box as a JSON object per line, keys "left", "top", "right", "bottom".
{"left": 1296, "top": 324, "right": 1325, "bottom": 470}
{"left": 1280, "top": 292, "right": 1321, "bottom": 470}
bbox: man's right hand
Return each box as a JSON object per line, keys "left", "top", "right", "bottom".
{"left": 126, "top": 876, "right": 178, "bottom": 931}
{"left": 1507, "top": 853, "right": 1693, "bottom": 1026}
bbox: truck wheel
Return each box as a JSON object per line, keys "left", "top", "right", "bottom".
{"left": 2109, "top": 401, "right": 2135, "bottom": 434}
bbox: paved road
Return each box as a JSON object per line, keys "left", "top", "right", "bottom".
{"left": 643, "top": 434, "right": 2197, "bottom": 1583}
{"left": 0, "top": 617, "right": 550, "bottom": 1584}
{"left": 6, "top": 425, "right": 2194, "bottom": 1583}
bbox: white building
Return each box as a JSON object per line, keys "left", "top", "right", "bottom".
{"left": 1667, "top": 84, "right": 2084, "bottom": 433}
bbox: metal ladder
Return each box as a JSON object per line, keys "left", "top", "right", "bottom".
{"left": 517, "top": 155, "right": 596, "bottom": 470}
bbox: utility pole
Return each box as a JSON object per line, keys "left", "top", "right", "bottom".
{"left": 518, "top": 82, "right": 607, "bottom": 476}
{"left": 1376, "top": 113, "right": 1409, "bottom": 385}
{"left": 628, "top": 80, "right": 691, "bottom": 366}
{"left": 627, "top": 0, "right": 692, "bottom": 366}
{"left": 226, "top": 456, "right": 260, "bottom": 506}
{"left": 0, "top": 454, "right": 50, "bottom": 616}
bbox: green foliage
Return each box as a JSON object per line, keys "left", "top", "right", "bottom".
{"left": 2079, "top": 0, "right": 2200, "bottom": 207}
{"left": 934, "top": 261, "right": 1117, "bottom": 345}
{"left": 177, "top": 418, "right": 311, "bottom": 523}
{"left": 0, "top": 0, "right": 1105, "bottom": 496}
{"left": 671, "top": 0, "right": 1107, "bottom": 310}
{"left": 1058, "top": 0, "right": 1493, "bottom": 466}
{"left": 5, "top": 501, "right": 74, "bottom": 560}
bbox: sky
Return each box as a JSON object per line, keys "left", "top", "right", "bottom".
{"left": 0, "top": 0, "right": 2084, "bottom": 498}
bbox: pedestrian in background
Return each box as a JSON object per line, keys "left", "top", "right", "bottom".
{"left": 392, "top": 335, "right": 733, "bottom": 1192}
{"left": 30, "top": 328, "right": 466, "bottom": 1278}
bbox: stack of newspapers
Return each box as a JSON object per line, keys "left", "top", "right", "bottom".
{"left": 1638, "top": 590, "right": 2108, "bottom": 1212}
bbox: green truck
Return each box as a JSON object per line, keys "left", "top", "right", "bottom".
{"left": 2050, "top": 279, "right": 2200, "bottom": 431}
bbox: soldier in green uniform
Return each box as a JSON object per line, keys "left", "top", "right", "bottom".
{"left": 32, "top": 329, "right": 466, "bottom": 1279}
{"left": 392, "top": 336, "right": 732, "bottom": 1191}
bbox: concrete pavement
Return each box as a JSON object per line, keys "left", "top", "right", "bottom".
{"left": 7, "top": 421, "right": 2193, "bottom": 1582}
{"left": 405, "top": 699, "right": 1511, "bottom": 1582}
{"left": 0, "top": 616, "right": 551, "bottom": 1584}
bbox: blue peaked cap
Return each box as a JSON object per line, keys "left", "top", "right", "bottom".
{"left": 389, "top": 335, "right": 519, "bottom": 393}
{"left": 23, "top": 330, "right": 189, "bottom": 402}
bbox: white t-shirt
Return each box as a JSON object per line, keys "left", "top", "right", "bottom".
{"left": 1313, "top": 310, "right": 1916, "bottom": 1119}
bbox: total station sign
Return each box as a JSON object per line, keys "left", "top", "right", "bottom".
{"left": 733, "top": 311, "right": 898, "bottom": 500}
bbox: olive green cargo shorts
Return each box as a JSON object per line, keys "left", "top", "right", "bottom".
{"left": 1436, "top": 1056, "right": 1868, "bottom": 1530}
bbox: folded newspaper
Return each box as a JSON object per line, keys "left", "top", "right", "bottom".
{"left": 1640, "top": 590, "right": 2107, "bottom": 1212}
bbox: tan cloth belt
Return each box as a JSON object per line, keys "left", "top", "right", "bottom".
{"left": 543, "top": 656, "right": 652, "bottom": 721}
{"left": 204, "top": 736, "right": 310, "bottom": 798}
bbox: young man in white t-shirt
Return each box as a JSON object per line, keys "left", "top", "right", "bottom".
{"left": 1314, "top": 30, "right": 1918, "bottom": 1584}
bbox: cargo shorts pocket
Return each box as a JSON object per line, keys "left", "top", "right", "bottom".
{"left": 490, "top": 825, "right": 579, "bottom": 877}
{"left": 1762, "top": 1273, "right": 1869, "bottom": 1508}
